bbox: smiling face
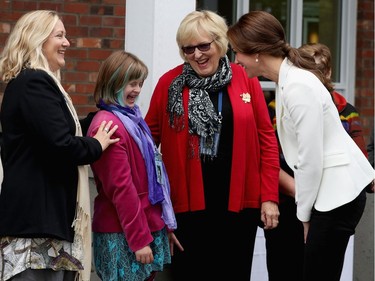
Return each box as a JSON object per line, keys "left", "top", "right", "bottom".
{"left": 232, "top": 48, "right": 258, "bottom": 78}
{"left": 42, "top": 19, "right": 70, "bottom": 72}
{"left": 121, "top": 79, "right": 144, "bottom": 108}
{"left": 182, "top": 33, "right": 221, "bottom": 78}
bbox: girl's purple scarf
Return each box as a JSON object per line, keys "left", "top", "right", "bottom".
{"left": 98, "top": 100, "right": 177, "bottom": 229}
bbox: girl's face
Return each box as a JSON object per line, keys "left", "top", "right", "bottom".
{"left": 42, "top": 20, "right": 70, "bottom": 72}
{"left": 182, "top": 34, "right": 221, "bottom": 77}
{"left": 121, "top": 79, "right": 143, "bottom": 108}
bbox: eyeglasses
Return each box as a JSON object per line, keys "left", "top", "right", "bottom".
{"left": 181, "top": 40, "right": 215, "bottom": 55}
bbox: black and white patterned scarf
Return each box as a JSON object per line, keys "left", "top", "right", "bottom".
{"left": 167, "top": 55, "right": 232, "bottom": 154}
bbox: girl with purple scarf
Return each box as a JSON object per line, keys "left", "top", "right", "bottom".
{"left": 87, "top": 50, "right": 182, "bottom": 281}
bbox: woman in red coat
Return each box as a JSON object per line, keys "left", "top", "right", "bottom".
{"left": 145, "top": 10, "right": 280, "bottom": 281}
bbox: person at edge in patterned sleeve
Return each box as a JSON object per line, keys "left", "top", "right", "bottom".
{"left": 0, "top": 10, "right": 119, "bottom": 281}
{"left": 227, "top": 10, "right": 375, "bottom": 281}
{"left": 144, "top": 10, "right": 280, "bottom": 281}
{"left": 87, "top": 50, "right": 183, "bottom": 281}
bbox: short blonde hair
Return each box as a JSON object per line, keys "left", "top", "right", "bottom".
{"left": 176, "top": 10, "right": 229, "bottom": 61}
{"left": 0, "top": 10, "right": 60, "bottom": 82}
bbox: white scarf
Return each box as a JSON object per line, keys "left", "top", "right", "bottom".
{"left": 48, "top": 71, "right": 92, "bottom": 281}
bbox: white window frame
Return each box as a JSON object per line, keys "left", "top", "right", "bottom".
{"left": 237, "top": 0, "right": 357, "bottom": 104}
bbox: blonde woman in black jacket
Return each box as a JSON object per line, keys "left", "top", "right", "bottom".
{"left": 0, "top": 10, "right": 119, "bottom": 281}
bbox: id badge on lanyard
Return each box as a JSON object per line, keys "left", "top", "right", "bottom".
{"left": 154, "top": 149, "right": 164, "bottom": 184}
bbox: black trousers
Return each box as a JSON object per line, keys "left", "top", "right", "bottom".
{"left": 304, "top": 189, "right": 367, "bottom": 281}
{"left": 263, "top": 196, "right": 305, "bottom": 281}
{"left": 169, "top": 209, "right": 259, "bottom": 281}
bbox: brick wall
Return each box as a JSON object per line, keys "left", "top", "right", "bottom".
{"left": 356, "top": 0, "right": 374, "bottom": 146}
{"left": 0, "top": 0, "right": 125, "bottom": 117}
{"left": 0, "top": 1, "right": 373, "bottom": 146}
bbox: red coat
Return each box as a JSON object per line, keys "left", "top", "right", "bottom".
{"left": 145, "top": 63, "right": 279, "bottom": 213}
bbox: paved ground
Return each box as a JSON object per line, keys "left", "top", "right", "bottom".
{"left": 90, "top": 268, "right": 101, "bottom": 281}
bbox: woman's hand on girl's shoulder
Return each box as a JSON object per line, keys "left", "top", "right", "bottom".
{"left": 93, "top": 120, "right": 120, "bottom": 151}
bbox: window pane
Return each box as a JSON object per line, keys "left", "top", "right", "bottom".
{"left": 249, "top": 1, "right": 290, "bottom": 82}
{"left": 249, "top": 0, "right": 291, "bottom": 39}
{"left": 196, "top": 0, "right": 236, "bottom": 25}
{"left": 303, "top": 0, "right": 341, "bottom": 82}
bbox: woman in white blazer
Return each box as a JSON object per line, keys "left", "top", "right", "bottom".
{"left": 227, "top": 10, "right": 375, "bottom": 281}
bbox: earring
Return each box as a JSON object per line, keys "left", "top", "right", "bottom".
{"left": 255, "top": 58, "right": 259, "bottom": 63}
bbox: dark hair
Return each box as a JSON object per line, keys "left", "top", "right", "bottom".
{"left": 227, "top": 11, "right": 326, "bottom": 86}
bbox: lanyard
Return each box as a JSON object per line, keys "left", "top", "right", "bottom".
{"left": 218, "top": 91, "right": 223, "bottom": 123}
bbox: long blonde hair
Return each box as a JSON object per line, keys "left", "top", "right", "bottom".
{"left": 0, "top": 10, "right": 61, "bottom": 82}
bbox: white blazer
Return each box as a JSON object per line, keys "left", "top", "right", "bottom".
{"left": 276, "top": 58, "right": 374, "bottom": 222}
